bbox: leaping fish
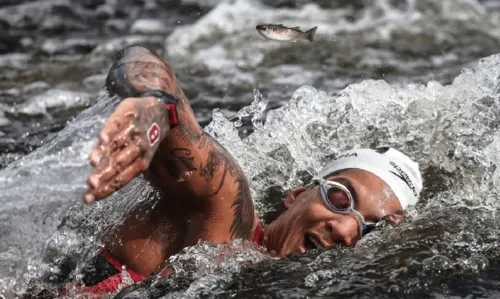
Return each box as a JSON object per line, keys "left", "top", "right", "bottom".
{"left": 256, "top": 24, "right": 318, "bottom": 42}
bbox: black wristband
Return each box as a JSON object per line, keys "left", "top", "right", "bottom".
{"left": 138, "top": 89, "right": 179, "bottom": 128}
{"left": 138, "top": 89, "right": 177, "bottom": 105}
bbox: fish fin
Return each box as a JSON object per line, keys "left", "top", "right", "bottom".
{"left": 306, "top": 26, "right": 318, "bottom": 42}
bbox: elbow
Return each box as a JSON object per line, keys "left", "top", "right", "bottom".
{"left": 105, "top": 46, "right": 177, "bottom": 99}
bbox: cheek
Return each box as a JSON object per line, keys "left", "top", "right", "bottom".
{"left": 282, "top": 190, "right": 340, "bottom": 227}
{"left": 277, "top": 192, "right": 320, "bottom": 225}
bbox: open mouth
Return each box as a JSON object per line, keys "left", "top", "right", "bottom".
{"left": 304, "top": 233, "right": 322, "bottom": 251}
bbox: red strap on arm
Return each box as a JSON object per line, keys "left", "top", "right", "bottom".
{"left": 166, "top": 103, "right": 179, "bottom": 128}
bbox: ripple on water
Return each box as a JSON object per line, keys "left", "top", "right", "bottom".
{"left": 2, "top": 0, "right": 500, "bottom": 298}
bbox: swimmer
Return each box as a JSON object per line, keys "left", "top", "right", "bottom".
{"left": 75, "top": 46, "right": 422, "bottom": 295}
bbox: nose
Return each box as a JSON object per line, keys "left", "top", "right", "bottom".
{"left": 256, "top": 25, "right": 265, "bottom": 30}
{"left": 325, "top": 217, "right": 360, "bottom": 246}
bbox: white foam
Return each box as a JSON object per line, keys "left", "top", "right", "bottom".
{"left": 92, "top": 35, "right": 165, "bottom": 57}
{"left": 166, "top": 0, "right": 491, "bottom": 62}
{"left": 21, "top": 81, "right": 49, "bottom": 94}
{"left": 0, "top": 54, "right": 30, "bottom": 69}
{"left": 164, "top": 0, "right": 498, "bottom": 100}
{"left": 12, "top": 89, "right": 93, "bottom": 116}
{"left": 83, "top": 74, "right": 107, "bottom": 90}
{"left": 1, "top": 1, "right": 500, "bottom": 293}
{"left": 205, "top": 52, "right": 500, "bottom": 212}
{"left": 167, "top": 0, "right": 332, "bottom": 56}
{"left": 130, "top": 19, "right": 169, "bottom": 35}
{"left": 0, "top": 0, "right": 70, "bottom": 28}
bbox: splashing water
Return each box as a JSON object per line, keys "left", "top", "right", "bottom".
{"left": 1, "top": 51, "right": 500, "bottom": 298}
{"left": 2, "top": 0, "right": 500, "bottom": 297}
{"left": 143, "top": 52, "right": 500, "bottom": 299}
{"left": 229, "top": 89, "right": 268, "bottom": 131}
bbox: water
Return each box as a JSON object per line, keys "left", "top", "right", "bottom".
{"left": 1, "top": 0, "right": 500, "bottom": 298}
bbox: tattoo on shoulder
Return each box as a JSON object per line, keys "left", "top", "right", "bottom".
{"left": 199, "top": 137, "right": 255, "bottom": 239}
{"left": 171, "top": 148, "right": 197, "bottom": 172}
{"left": 148, "top": 156, "right": 180, "bottom": 181}
{"left": 200, "top": 149, "right": 222, "bottom": 182}
{"left": 230, "top": 174, "right": 255, "bottom": 240}
{"left": 174, "top": 123, "right": 202, "bottom": 144}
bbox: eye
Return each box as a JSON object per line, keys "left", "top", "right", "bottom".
{"left": 326, "top": 186, "right": 351, "bottom": 210}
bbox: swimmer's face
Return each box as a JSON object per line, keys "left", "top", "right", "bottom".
{"left": 263, "top": 169, "right": 403, "bottom": 257}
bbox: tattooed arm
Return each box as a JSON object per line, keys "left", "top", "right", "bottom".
{"left": 84, "top": 46, "right": 256, "bottom": 243}
{"left": 83, "top": 46, "right": 178, "bottom": 203}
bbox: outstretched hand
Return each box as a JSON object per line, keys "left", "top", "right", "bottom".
{"left": 84, "top": 96, "right": 170, "bottom": 204}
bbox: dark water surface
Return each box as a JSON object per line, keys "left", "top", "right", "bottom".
{"left": 1, "top": 0, "right": 500, "bottom": 298}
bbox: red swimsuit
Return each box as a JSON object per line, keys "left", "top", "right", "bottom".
{"left": 70, "top": 223, "right": 265, "bottom": 297}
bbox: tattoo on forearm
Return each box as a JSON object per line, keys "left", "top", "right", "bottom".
{"left": 171, "top": 148, "right": 197, "bottom": 172}
{"left": 107, "top": 47, "right": 256, "bottom": 240}
{"left": 106, "top": 51, "right": 176, "bottom": 99}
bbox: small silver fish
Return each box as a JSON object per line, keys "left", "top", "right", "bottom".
{"left": 256, "top": 24, "right": 318, "bottom": 42}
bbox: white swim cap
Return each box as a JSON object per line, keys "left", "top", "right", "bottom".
{"left": 314, "top": 147, "right": 423, "bottom": 209}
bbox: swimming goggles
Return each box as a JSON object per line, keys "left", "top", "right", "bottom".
{"left": 308, "top": 178, "right": 376, "bottom": 237}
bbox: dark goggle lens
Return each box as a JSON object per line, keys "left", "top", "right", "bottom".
{"left": 326, "top": 185, "right": 352, "bottom": 210}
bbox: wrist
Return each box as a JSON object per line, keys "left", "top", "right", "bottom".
{"left": 138, "top": 90, "right": 179, "bottom": 129}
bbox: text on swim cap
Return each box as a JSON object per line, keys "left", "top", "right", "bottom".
{"left": 389, "top": 161, "right": 418, "bottom": 197}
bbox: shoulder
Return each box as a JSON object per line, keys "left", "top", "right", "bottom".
{"left": 193, "top": 133, "right": 256, "bottom": 240}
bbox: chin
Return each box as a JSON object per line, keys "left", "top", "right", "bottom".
{"left": 263, "top": 226, "right": 300, "bottom": 256}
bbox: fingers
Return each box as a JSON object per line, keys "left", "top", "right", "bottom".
{"left": 89, "top": 103, "right": 136, "bottom": 164}
{"left": 84, "top": 157, "right": 148, "bottom": 204}
{"left": 89, "top": 145, "right": 106, "bottom": 167}
{"left": 87, "top": 142, "right": 145, "bottom": 199}
{"left": 86, "top": 134, "right": 148, "bottom": 202}
{"left": 115, "top": 139, "right": 144, "bottom": 170}
{"left": 89, "top": 129, "right": 123, "bottom": 168}
{"left": 90, "top": 128, "right": 137, "bottom": 168}
{"left": 98, "top": 105, "right": 135, "bottom": 143}
{"left": 88, "top": 158, "right": 118, "bottom": 189}
{"left": 84, "top": 98, "right": 162, "bottom": 204}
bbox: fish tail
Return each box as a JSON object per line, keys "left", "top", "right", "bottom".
{"left": 306, "top": 26, "right": 317, "bottom": 42}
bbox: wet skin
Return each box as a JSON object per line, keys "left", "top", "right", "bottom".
{"left": 84, "top": 46, "right": 405, "bottom": 277}
{"left": 262, "top": 169, "right": 405, "bottom": 257}
{"left": 85, "top": 46, "right": 256, "bottom": 276}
